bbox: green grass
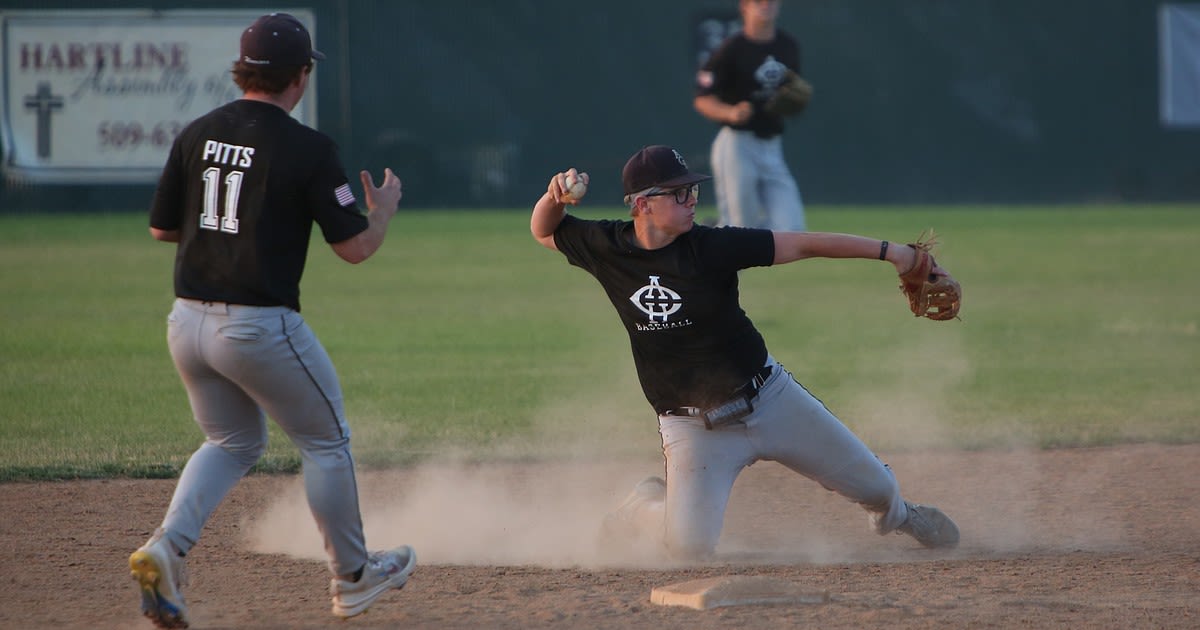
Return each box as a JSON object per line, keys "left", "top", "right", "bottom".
{"left": 1, "top": 205, "right": 1197, "bottom": 481}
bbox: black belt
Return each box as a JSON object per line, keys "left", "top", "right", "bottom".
{"left": 667, "top": 364, "right": 773, "bottom": 429}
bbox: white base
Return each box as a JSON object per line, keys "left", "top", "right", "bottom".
{"left": 650, "top": 575, "right": 830, "bottom": 610}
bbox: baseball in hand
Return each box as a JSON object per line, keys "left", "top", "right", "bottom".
{"left": 562, "top": 171, "right": 588, "bottom": 202}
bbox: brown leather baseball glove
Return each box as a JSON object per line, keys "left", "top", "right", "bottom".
{"left": 764, "top": 70, "right": 812, "bottom": 117}
{"left": 898, "top": 232, "right": 962, "bottom": 321}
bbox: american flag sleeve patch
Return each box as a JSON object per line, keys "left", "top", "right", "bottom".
{"left": 334, "top": 183, "right": 356, "bottom": 207}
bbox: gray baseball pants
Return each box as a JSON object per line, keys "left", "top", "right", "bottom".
{"left": 710, "top": 126, "right": 806, "bottom": 231}
{"left": 157, "top": 298, "right": 367, "bottom": 576}
{"left": 654, "top": 358, "right": 907, "bottom": 558}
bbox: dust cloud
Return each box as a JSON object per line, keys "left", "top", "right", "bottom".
{"left": 247, "top": 330, "right": 1126, "bottom": 570}
{"left": 247, "top": 366, "right": 670, "bottom": 568}
{"left": 246, "top": 457, "right": 651, "bottom": 568}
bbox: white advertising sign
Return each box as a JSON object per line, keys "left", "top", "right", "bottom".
{"left": 1, "top": 10, "right": 319, "bottom": 184}
{"left": 1160, "top": 4, "right": 1200, "bottom": 127}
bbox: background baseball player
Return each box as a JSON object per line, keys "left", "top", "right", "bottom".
{"left": 132, "top": 13, "right": 415, "bottom": 627}
{"left": 695, "top": 0, "right": 807, "bottom": 231}
{"left": 530, "top": 145, "right": 959, "bottom": 560}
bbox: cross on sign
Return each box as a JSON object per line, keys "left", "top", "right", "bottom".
{"left": 24, "top": 82, "right": 64, "bottom": 159}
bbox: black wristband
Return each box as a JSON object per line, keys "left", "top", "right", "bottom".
{"left": 878, "top": 240, "right": 889, "bottom": 260}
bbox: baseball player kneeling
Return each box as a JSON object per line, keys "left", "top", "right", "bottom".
{"left": 530, "top": 145, "right": 961, "bottom": 560}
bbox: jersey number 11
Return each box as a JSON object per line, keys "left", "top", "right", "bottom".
{"left": 199, "top": 167, "right": 244, "bottom": 234}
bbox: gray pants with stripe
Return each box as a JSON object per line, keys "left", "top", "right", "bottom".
{"left": 653, "top": 358, "right": 907, "bottom": 558}
{"left": 158, "top": 298, "right": 367, "bottom": 576}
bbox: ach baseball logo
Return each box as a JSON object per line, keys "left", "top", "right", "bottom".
{"left": 630, "top": 276, "right": 682, "bottom": 323}
{"left": 754, "top": 55, "right": 789, "bottom": 95}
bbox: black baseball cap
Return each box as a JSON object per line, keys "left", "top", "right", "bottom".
{"left": 621, "top": 145, "right": 712, "bottom": 195}
{"left": 240, "top": 13, "right": 325, "bottom": 66}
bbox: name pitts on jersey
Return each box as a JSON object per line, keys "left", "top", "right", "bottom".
{"left": 201, "top": 139, "right": 255, "bottom": 168}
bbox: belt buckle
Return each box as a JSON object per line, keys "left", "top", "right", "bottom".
{"left": 752, "top": 364, "right": 773, "bottom": 389}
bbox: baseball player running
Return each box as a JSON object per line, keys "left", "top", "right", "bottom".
{"left": 530, "top": 145, "right": 959, "bottom": 560}
{"left": 132, "top": 13, "right": 414, "bottom": 627}
{"left": 695, "top": 0, "right": 806, "bottom": 231}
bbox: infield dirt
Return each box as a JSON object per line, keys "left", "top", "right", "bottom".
{"left": 2, "top": 443, "right": 1197, "bottom": 629}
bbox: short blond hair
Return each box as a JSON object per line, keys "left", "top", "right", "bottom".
{"left": 624, "top": 187, "right": 657, "bottom": 216}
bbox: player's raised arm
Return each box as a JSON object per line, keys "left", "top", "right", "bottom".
{"left": 531, "top": 168, "right": 588, "bottom": 251}
{"left": 331, "top": 168, "right": 401, "bottom": 264}
{"left": 772, "top": 230, "right": 961, "bottom": 320}
{"left": 771, "top": 230, "right": 919, "bottom": 272}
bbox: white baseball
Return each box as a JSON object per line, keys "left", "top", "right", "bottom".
{"left": 563, "top": 172, "right": 587, "bottom": 201}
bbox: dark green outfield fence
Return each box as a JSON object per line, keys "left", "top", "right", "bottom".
{"left": 3, "top": 0, "right": 1197, "bottom": 212}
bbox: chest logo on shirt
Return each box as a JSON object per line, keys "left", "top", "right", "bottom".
{"left": 630, "top": 276, "right": 682, "bottom": 322}
{"left": 754, "top": 55, "right": 789, "bottom": 95}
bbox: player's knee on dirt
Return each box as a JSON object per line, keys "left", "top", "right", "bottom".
{"left": 665, "top": 524, "right": 720, "bottom": 561}
{"left": 666, "top": 538, "right": 717, "bottom": 562}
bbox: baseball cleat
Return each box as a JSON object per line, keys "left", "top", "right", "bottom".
{"left": 897, "top": 502, "right": 960, "bottom": 549}
{"left": 129, "top": 533, "right": 189, "bottom": 629}
{"left": 330, "top": 545, "right": 417, "bottom": 618}
{"left": 596, "top": 476, "right": 667, "bottom": 554}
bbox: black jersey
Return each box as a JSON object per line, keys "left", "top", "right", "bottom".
{"left": 554, "top": 215, "right": 775, "bottom": 414}
{"left": 695, "top": 31, "right": 801, "bottom": 139}
{"left": 149, "top": 99, "right": 368, "bottom": 312}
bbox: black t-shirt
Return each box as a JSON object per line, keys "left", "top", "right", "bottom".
{"left": 554, "top": 215, "right": 775, "bottom": 414}
{"left": 695, "top": 31, "right": 801, "bottom": 139}
{"left": 149, "top": 99, "right": 368, "bottom": 312}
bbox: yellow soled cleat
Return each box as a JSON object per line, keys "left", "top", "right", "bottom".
{"left": 130, "top": 534, "right": 189, "bottom": 629}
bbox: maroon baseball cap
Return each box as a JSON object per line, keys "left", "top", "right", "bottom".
{"left": 621, "top": 145, "right": 712, "bottom": 195}
{"left": 240, "top": 13, "right": 325, "bottom": 66}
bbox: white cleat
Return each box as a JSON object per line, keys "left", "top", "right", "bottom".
{"left": 330, "top": 545, "right": 417, "bottom": 619}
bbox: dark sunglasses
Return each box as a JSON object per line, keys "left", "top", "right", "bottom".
{"left": 645, "top": 184, "right": 699, "bottom": 204}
